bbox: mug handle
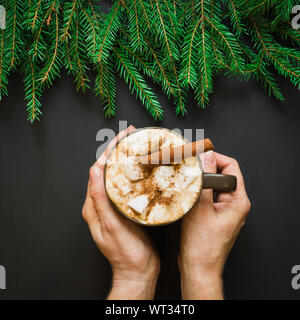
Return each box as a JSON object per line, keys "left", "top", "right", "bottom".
{"left": 203, "top": 173, "right": 237, "bottom": 192}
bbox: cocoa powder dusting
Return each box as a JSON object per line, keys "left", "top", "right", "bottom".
{"left": 129, "top": 163, "right": 175, "bottom": 219}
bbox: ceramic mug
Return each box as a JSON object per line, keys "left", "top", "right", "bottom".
{"left": 104, "top": 127, "right": 237, "bottom": 226}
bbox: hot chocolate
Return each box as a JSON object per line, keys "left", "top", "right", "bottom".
{"left": 105, "top": 128, "right": 203, "bottom": 225}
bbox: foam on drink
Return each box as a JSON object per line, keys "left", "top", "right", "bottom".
{"left": 105, "top": 128, "right": 203, "bottom": 225}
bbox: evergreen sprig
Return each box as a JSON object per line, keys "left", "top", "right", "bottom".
{"left": 0, "top": 0, "right": 299, "bottom": 122}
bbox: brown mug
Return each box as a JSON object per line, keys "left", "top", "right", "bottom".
{"left": 104, "top": 127, "right": 237, "bottom": 226}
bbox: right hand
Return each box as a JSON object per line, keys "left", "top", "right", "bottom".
{"left": 179, "top": 151, "right": 251, "bottom": 299}
{"left": 82, "top": 126, "right": 160, "bottom": 300}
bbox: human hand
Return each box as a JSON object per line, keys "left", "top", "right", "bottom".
{"left": 82, "top": 126, "right": 160, "bottom": 300}
{"left": 179, "top": 151, "right": 251, "bottom": 299}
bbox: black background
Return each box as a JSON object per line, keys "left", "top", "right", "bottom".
{"left": 0, "top": 68, "right": 299, "bottom": 300}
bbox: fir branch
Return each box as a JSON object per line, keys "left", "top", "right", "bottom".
{"left": 272, "top": 0, "right": 297, "bottom": 27}
{"left": 82, "top": 6, "right": 97, "bottom": 54}
{"left": 255, "top": 64, "right": 285, "bottom": 101}
{"left": 87, "top": 0, "right": 101, "bottom": 27}
{"left": 39, "top": 4, "right": 61, "bottom": 86}
{"left": 146, "top": 41, "right": 175, "bottom": 96}
{"left": 30, "top": 1, "right": 56, "bottom": 61}
{"left": 276, "top": 25, "right": 300, "bottom": 47}
{"left": 0, "top": 28, "right": 9, "bottom": 100}
{"left": 152, "top": 0, "right": 185, "bottom": 114}
{"left": 113, "top": 48, "right": 164, "bottom": 120}
{"left": 153, "top": 0, "right": 178, "bottom": 62}
{"left": 74, "top": 10, "right": 90, "bottom": 91}
{"left": 173, "top": 0, "right": 177, "bottom": 16}
{"left": 6, "top": 0, "right": 20, "bottom": 69}
{"left": 61, "top": 0, "right": 77, "bottom": 41}
{"left": 65, "top": 41, "right": 73, "bottom": 71}
{"left": 0, "top": 0, "right": 9, "bottom": 99}
{"left": 120, "top": 0, "right": 130, "bottom": 15}
{"left": 228, "top": 0, "right": 242, "bottom": 33}
{"left": 241, "top": 0, "right": 267, "bottom": 16}
{"left": 180, "top": 16, "right": 202, "bottom": 88}
{"left": 222, "top": 0, "right": 245, "bottom": 36}
{"left": 22, "top": 45, "right": 43, "bottom": 123}
{"left": 211, "top": 34, "right": 231, "bottom": 72}
{"left": 95, "top": 61, "right": 105, "bottom": 97}
{"left": 94, "top": 61, "right": 117, "bottom": 118}
{"left": 94, "top": 0, "right": 123, "bottom": 64}
{"left": 188, "top": 0, "right": 214, "bottom": 108}
{"left": 63, "top": 2, "right": 90, "bottom": 92}
{"left": 128, "top": 0, "right": 147, "bottom": 51}
{"left": 24, "top": 0, "right": 44, "bottom": 30}
{"left": 119, "top": 37, "right": 174, "bottom": 98}
{"left": 250, "top": 16, "right": 300, "bottom": 87}
{"left": 46, "top": 2, "right": 55, "bottom": 26}
{"left": 271, "top": 46, "right": 300, "bottom": 64}
{"left": 207, "top": 17, "right": 244, "bottom": 71}
{"left": 200, "top": 2, "right": 210, "bottom": 89}
{"left": 117, "top": 40, "right": 156, "bottom": 80}
{"left": 195, "top": 74, "right": 210, "bottom": 108}
{"left": 162, "top": 0, "right": 178, "bottom": 38}
{"left": 178, "top": 2, "right": 189, "bottom": 24}
{"left": 234, "top": 41, "right": 284, "bottom": 100}
{"left": 138, "top": 0, "right": 151, "bottom": 29}
{"left": 32, "top": 0, "right": 43, "bottom": 30}
{"left": 6, "top": 0, "right": 19, "bottom": 68}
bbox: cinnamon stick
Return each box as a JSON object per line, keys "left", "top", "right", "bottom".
{"left": 139, "top": 138, "right": 214, "bottom": 166}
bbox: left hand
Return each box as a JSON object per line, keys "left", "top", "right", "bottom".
{"left": 82, "top": 125, "right": 160, "bottom": 300}
{"left": 178, "top": 151, "right": 251, "bottom": 299}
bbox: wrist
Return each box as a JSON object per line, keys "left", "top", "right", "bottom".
{"left": 107, "top": 268, "right": 159, "bottom": 300}
{"left": 180, "top": 264, "right": 223, "bottom": 300}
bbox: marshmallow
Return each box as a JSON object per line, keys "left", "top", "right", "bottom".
{"left": 148, "top": 204, "right": 168, "bottom": 224}
{"left": 178, "top": 166, "right": 200, "bottom": 188}
{"left": 153, "top": 166, "right": 175, "bottom": 190}
{"left": 128, "top": 195, "right": 149, "bottom": 217}
{"left": 121, "top": 129, "right": 165, "bottom": 155}
{"left": 112, "top": 174, "right": 132, "bottom": 196}
{"left": 121, "top": 156, "right": 145, "bottom": 181}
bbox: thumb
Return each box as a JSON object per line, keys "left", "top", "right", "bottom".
{"left": 200, "top": 151, "right": 217, "bottom": 203}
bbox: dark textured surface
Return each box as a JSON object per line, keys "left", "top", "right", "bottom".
{"left": 0, "top": 70, "right": 299, "bottom": 300}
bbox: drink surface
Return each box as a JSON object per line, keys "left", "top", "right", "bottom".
{"left": 105, "top": 128, "right": 203, "bottom": 225}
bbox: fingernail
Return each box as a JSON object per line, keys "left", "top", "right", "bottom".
{"left": 128, "top": 125, "right": 135, "bottom": 130}
{"left": 205, "top": 150, "right": 216, "bottom": 165}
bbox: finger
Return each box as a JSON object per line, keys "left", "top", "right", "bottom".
{"left": 86, "top": 179, "right": 91, "bottom": 199}
{"left": 89, "top": 163, "right": 139, "bottom": 233}
{"left": 82, "top": 180, "right": 101, "bottom": 232}
{"left": 214, "top": 152, "right": 247, "bottom": 197}
{"left": 82, "top": 180, "right": 95, "bottom": 220}
{"left": 200, "top": 151, "right": 217, "bottom": 203}
{"left": 89, "top": 165, "right": 113, "bottom": 215}
{"left": 96, "top": 125, "right": 136, "bottom": 170}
